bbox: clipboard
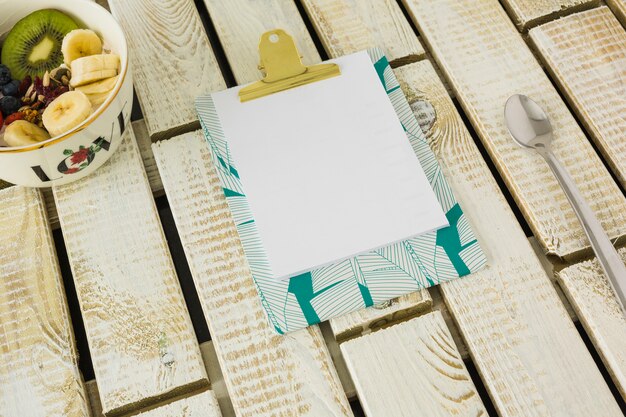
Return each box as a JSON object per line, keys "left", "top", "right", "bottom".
{"left": 196, "top": 30, "right": 486, "bottom": 334}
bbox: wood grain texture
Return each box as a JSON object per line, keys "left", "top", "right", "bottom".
{"left": 203, "top": 0, "right": 321, "bottom": 84}
{"left": 499, "top": 0, "right": 598, "bottom": 30}
{"left": 85, "top": 380, "right": 222, "bottom": 417}
{"left": 557, "top": 249, "right": 626, "bottom": 400}
{"left": 530, "top": 7, "right": 626, "bottom": 188}
{"left": 329, "top": 290, "right": 432, "bottom": 342}
{"left": 300, "top": 0, "right": 424, "bottom": 65}
{"left": 53, "top": 128, "right": 208, "bottom": 417}
{"left": 152, "top": 132, "right": 353, "bottom": 417}
{"left": 0, "top": 187, "right": 89, "bottom": 417}
{"left": 41, "top": 120, "right": 165, "bottom": 231}
{"left": 607, "top": 0, "right": 626, "bottom": 27}
{"left": 342, "top": 312, "right": 487, "bottom": 417}
{"left": 394, "top": 60, "right": 622, "bottom": 417}
{"left": 107, "top": 0, "right": 226, "bottom": 141}
{"left": 402, "top": 0, "right": 626, "bottom": 260}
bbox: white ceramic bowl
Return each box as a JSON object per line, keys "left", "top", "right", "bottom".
{"left": 0, "top": 0, "right": 132, "bottom": 187}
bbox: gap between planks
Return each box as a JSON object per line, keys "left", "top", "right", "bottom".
{"left": 499, "top": 0, "right": 600, "bottom": 31}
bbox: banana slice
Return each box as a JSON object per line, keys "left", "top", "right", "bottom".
{"left": 75, "top": 75, "right": 119, "bottom": 95}
{"left": 4, "top": 120, "right": 51, "bottom": 147}
{"left": 70, "top": 54, "right": 120, "bottom": 87}
{"left": 71, "top": 69, "right": 117, "bottom": 87}
{"left": 62, "top": 29, "right": 103, "bottom": 66}
{"left": 42, "top": 91, "right": 92, "bottom": 137}
{"left": 85, "top": 91, "right": 110, "bottom": 108}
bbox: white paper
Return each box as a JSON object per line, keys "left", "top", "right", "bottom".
{"left": 212, "top": 51, "right": 449, "bottom": 280}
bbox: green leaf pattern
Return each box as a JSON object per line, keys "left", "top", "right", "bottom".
{"left": 196, "top": 48, "right": 487, "bottom": 333}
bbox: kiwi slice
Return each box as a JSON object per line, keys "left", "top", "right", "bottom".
{"left": 1, "top": 9, "right": 79, "bottom": 80}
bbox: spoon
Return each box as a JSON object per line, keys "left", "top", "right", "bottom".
{"left": 505, "top": 94, "right": 626, "bottom": 316}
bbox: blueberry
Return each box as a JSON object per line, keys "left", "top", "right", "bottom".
{"left": 1, "top": 80, "right": 20, "bottom": 97}
{"left": 0, "top": 65, "right": 11, "bottom": 86}
{"left": 0, "top": 96, "right": 20, "bottom": 117}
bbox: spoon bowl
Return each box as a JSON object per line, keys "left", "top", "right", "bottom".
{"left": 504, "top": 94, "right": 553, "bottom": 151}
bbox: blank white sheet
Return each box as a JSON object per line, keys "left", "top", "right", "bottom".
{"left": 212, "top": 51, "right": 448, "bottom": 280}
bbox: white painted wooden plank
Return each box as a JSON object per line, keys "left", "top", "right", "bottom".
{"left": 557, "top": 249, "right": 626, "bottom": 400}
{"left": 530, "top": 7, "right": 626, "bottom": 189}
{"left": 41, "top": 120, "right": 163, "bottom": 231}
{"left": 402, "top": 0, "right": 626, "bottom": 260}
{"left": 85, "top": 380, "right": 222, "bottom": 417}
{"left": 107, "top": 0, "right": 226, "bottom": 140}
{"left": 329, "top": 290, "right": 432, "bottom": 342}
{"left": 53, "top": 128, "right": 208, "bottom": 417}
{"left": 0, "top": 186, "right": 90, "bottom": 417}
{"left": 394, "top": 60, "right": 623, "bottom": 417}
{"left": 500, "top": 0, "right": 598, "bottom": 30}
{"left": 203, "top": 0, "right": 321, "bottom": 84}
{"left": 342, "top": 312, "right": 487, "bottom": 417}
{"left": 300, "top": 0, "right": 424, "bottom": 64}
{"left": 152, "top": 132, "right": 353, "bottom": 417}
{"left": 607, "top": 0, "right": 626, "bottom": 27}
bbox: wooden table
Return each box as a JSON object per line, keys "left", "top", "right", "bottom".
{"left": 1, "top": 0, "right": 625, "bottom": 416}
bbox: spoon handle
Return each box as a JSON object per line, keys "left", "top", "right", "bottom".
{"left": 543, "top": 150, "right": 626, "bottom": 315}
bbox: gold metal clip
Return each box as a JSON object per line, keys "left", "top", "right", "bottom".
{"left": 238, "top": 29, "right": 340, "bottom": 102}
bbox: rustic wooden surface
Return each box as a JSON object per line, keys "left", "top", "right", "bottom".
{"left": 394, "top": 60, "right": 622, "bottom": 417}
{"left": 3, "top": 1, "right": 626, "bottom": 415}
{"left": 342, "top": 312, "right": 487, "bottom": 417}
{"left": 152, "top": 133, "right": 353, "bottom": 417}
{"left": 530, "top": 7, "right": 626, "bottom": 188}
{"left": 300, "top": 0, "right": 424, "bottom": 65}
{"left": 53, "top": 129, "right": 208, "bottom": 417}
{"left": 329, "top": 291, "right": 432, "bottom": 342}
{"left": 203, "top": 0, "right": 321, "bottom": 84}
{"left": 500, "top": 0, "right": 598, "bottom": 30}
{"left": 557, "top": 249, "right": 626, "bottom": 400}
{"left": 85, "top": 380, "right": 222, "bottom": 417}
{"left": 607, "top": 0, "right": 626, "bottom": 27}
{"left": 402, "top": 0, "right": 626, "bottom": 261}
{"left": 107, "top": 0, "right": 226, "bottom": 141}
{"left": 0, "top": 187, "right": 90, "bottom": 417}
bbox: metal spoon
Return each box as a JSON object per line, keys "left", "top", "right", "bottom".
{"left": 505, "top": 94, "right": 626, "bottom": 316}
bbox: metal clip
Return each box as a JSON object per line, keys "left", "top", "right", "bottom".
{"left": 238, "top": 29, "right": 340, "bottom": 102}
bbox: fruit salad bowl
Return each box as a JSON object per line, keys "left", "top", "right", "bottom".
{"left": 0, "top": 0, "right": 132, "bottom": 187}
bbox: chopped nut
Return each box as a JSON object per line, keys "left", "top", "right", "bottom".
{"left": 43, "top": 71, "right": 50, "bottom": 87}
{"left": 61, "top": 75, "right": 69, "bottom": 86}
{"left": 25, "top": 83, "right": 34, "bottom": 98}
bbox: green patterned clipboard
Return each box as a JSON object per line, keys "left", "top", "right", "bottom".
{"left": 196, "top": 48, "right": 487, "bottom": 334}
